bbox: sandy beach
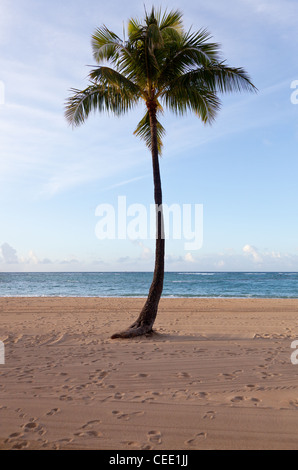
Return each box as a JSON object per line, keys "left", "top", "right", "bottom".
{"left": 0, "top": 297, "right": 298, "bottom": 450}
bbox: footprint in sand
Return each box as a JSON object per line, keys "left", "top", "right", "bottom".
{"left": 112, "top": 410, "right": 144, "bottom": 421}
{"left": 15, "top": 407, "right": 27, "bottom": 419}
{"left": 81, "top": 420, "right": 101, "bottom": 429}
{"left": 177, "top": 372, "right": 191, "bottom": 378}
{"left": 74, "top": 430, "right": 102, "bottom": 438}
{"left": 230, "top": 396, "right": 261, "bottom": 405}
{"left": 121, "top": 440, "right": 142, "bottom": 448}
{"left": 196, "top": 391, "right": 209, "bottom": 399}
{"left": 90, "top": 370, "right": 109, "bottom": 382}
{"left": 289, "top": 400, "right": 298, "bottom": 409}
{"left": 98, "top": 370, "right": 108, "bottom": 379}
{"left": 122, "top": 440, "right": 152, "bottom": 451}
{"left": 260, "top": 371, "right": 281, "bottom": 379}
{"left": 246, "top": 384, "right": 256, "bottom": 389}
{"left": 203, "top": 410, "right": 216, "bottom": 420}
{"left": 141, "top": 397, "right": 155, "bottom": 403}
{"left": 59, "top": 394, "right": 73, "bottom": 401}
{"left": 57, "top": 438, "right": 73, "bottom": 446}
{"left": 185, "top": 432, "right": 207, "bottom": 446}
{"left": 219, "top": 370, "right": 243, "bottom": 381}
{"left": 147, "top": 430, "right": 162, "bottom": 445}
{"left": 231, "top": 396, "right": 245, "bottom": 403}
{"left": 9, "top": 432, "right": 24, "bottom": 439}
{"left": 11, "top": 440, "right": 29, "bottom": 450}
{"left": 46, "top": 408, "right": 60, "bottom": 416}
{"left": 23, "top": 420, "right": 46, "bottom": 436}
{"left": 74, "top": 419, "right": 102, "bottom": 438}
{"left": 250, "top": 397, "right": 261, "bottom": 404}
{"left": 219, "top": 373, "right": 234, "bottom": 380}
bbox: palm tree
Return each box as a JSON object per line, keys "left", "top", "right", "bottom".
{"left": 65, "top": 7, "right": 256, "bottom": 338}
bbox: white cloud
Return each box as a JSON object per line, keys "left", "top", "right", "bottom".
{"left": 0, "top": 243, "right": 82, "bottom": 270}
{"left": 1, "top": 240, "right": 298, "bottom": 272}
{"left": 28, "top": 251, "right": 39, "bottom": 265}
{"left": 185, "top": 252, "right": 195, "bottom": 263}
{"left": 165, "top": 254, "right": 184, "bottom": 265}
{"left": 243, "top": 244, "right": 263, "bottom": 263}
{"left": 134, "top": 240, "right": 153, "bottom": 260}
{"left": 104, "top": 174, "right": 149, "bottom": 191}
{"left": 0, "top": 243, "right": 19, "bottom": 264}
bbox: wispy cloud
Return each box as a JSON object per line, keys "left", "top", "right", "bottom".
{"left": 103, "top": 175, "right": 149, "bottom": 191}
{"left": 1, "top": 243, "right": 19, "bottom": 264}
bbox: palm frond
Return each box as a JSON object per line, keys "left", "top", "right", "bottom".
{"left": 157, "top": 29, "right": 221, "bottom": 88}
{"left": 198, "top": 63, "right": 258, "bottom": 93}
{"left": 134, "top": 111, "right": 165, "bottom": 153}
{"left": 127, "top": 17, "right": 142, "bottom": 41}
{"left": 184, "top": 28, "right": 221, "bottom": 62}
{"left": 148, "top": 8, "right": 184, "bottom": 48}
{"left": 159, "top": 8, "right": 183, "bottom": 31}
{"left": 92, "top": 26, "right": 124, "bottom": 63}
{"left": 173, "top": 65, "right": 257, "bottom": 95}
{"left": 65, "top": 83, "right": 138, "bottom": 127}
{"left": 89, "top": 66, "right": 142, "bottom": 97}
{"left": 163, "top": 77, "right": 220, "bottom": 123}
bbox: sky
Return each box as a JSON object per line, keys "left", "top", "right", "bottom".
{"left": 0, "top": 0, "right": 298, "bottom": 272}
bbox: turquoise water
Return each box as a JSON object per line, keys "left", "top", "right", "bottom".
{"left": 0, "top": 272, "right": 297, "bottom": 298}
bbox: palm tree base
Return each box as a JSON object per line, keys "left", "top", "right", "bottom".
{"left": 111, "top": 318, "right": 159, "bottom": 338}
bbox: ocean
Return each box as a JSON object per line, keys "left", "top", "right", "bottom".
{"left": 0, "top": 272, "right": 297, "bottom": 298}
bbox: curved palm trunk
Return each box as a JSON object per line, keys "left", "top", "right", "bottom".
{"left": 111, "top": 103, "right": 165, "bottom": 338}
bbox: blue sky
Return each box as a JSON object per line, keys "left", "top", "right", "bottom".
{"left": 0, "top": 0, "right": 298, "bottom": 272}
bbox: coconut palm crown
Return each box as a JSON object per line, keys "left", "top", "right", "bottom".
{"left": 65, "top": 7, "right": 256, "bottom": 338}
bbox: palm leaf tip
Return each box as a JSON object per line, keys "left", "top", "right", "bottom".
{"left": 64, "top": 88, "right": 84, "bottom": 126}
{"left": 161, "top": 9, "right": 183, "bottom": 31}
{"left": 91, "top": 25, "right": 123, "bottom": 63}
{"left": 210, "top": 64, "right": 258, "bottom": 94}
